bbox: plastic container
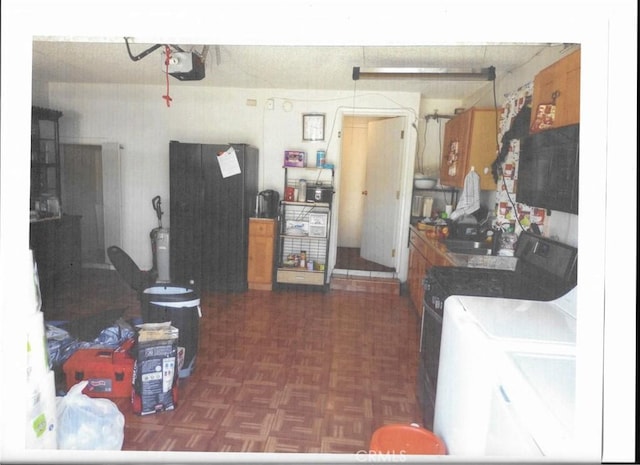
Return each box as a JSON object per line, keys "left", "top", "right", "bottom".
{"left": 298, "top": 179, "right": 307, "bottom": 202}
{"left": 140, "top": 285, "right": 201, "bottom": 378}
{"left": 369, "top": 423, "right": 447, "bottom": 455}
{"left": 63, "top": 338, "right": 135, "bottom": 398}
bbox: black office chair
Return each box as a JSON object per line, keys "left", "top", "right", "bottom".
{"left": 107, "top": 245, "right": 157, "bottom": 293}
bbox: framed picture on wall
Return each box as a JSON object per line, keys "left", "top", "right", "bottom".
{"left": 302, "top": 113, "right": 325, "bottom": 141}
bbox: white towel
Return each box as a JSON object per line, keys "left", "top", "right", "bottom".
{"left": 450, "top": 169, "right": 480, "bottom": 220}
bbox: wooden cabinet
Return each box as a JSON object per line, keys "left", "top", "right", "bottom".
{"left": 530, "top": 49, "right": 580, "bottom": 132}
{"left": 407, "top": 227, "right": 453, "bottom": 316}
{"left": 408, "top": 239, "right": 427, "bottom": 315}
{"left": 440, "top": 108, "right": 498, "bottom": 191}
{"left": 247, "top": 218, "right": 277, "bottom": 290}
{"left": 31, "top": 107, "right": 63, "bottom": 214}
{"left": 30, "top": 214, "right": 81, "bottom": 313}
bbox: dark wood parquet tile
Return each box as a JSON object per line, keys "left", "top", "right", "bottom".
{"left": 52, "top": 269, "right": 422, "bottom": 456}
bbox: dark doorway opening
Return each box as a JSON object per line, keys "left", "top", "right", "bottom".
{"left": 335, "top": 247, "right": 395, "bottom": 273}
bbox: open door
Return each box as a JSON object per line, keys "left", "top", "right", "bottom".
{"left": 61, "top": 142, "right": 122, "bottom": 267}
{"left": 360, "top": 117, "right": 406, "bottom": 268}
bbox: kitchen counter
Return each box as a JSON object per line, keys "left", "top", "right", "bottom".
{"left": 30, "top": 214, "right": 64, "bottom": 223}
{"left": 409, "top": 224, "right": 518, "bottom": 270}
{"left": 407, "top": 224, "right": 518, "bottom": 316}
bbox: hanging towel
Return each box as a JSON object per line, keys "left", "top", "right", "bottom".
{"left": 450, "top": 168, "right": 480, "bottom": 221}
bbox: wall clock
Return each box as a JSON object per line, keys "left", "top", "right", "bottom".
{"left": 302, "top": 113, "right": 325, "bottom": 141}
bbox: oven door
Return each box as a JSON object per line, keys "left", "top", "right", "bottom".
{"left": 418, "top": 299, "right": 443, "bottom": 429}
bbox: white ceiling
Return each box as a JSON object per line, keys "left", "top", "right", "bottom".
{"left": 32, "top": 40, "right": 556, "bottom": 100}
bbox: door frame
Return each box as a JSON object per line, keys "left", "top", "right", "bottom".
{"left": 60, "top": 139, "right": 123, "bottom": 269}
{"left": 331, "top": 107, "right": 417, "bottom": 282}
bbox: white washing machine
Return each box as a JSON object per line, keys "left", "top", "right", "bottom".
{"left": 433, "top": 288, "right": 581, "bottom": 458}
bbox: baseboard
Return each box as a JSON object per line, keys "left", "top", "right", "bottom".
{"left": 329, "top": 274, "right": 401, "bottom": 295}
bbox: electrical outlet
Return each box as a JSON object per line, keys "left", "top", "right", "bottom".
{"left": 266, "top": 98, "right": 274, "bottom": 110}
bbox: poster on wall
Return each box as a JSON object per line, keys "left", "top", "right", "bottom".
{"left": 493, "top": 81, "right": 546, "bottom": 234}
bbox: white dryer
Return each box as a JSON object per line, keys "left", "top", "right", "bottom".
{"left": 433, "top": 288, "right": 582, "bottom": 458}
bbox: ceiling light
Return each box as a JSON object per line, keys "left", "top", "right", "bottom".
{"left": 352, "top": 66, "right": 495, "bottom": 81}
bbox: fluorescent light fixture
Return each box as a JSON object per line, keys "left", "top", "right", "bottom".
{"left": 352, "top": 66, "right": 495, "bottom": 81}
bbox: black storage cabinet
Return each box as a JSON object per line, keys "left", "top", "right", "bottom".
{"left": 169, "top": 142, "right": 259, "bottom": 291}
{"left": 141, "top": 285, "right": 201, "bottom": 378}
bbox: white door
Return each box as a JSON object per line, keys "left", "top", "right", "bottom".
{"left": 360, "top": 117, "right": 405, "bottom": 268}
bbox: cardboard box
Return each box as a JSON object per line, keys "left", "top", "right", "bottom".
{"left": 284, "top": 150, "right": 306, "bottom": 167}
{"left": 132, "top": 323, "right": 179, "bottom": 415}
{"left": 62, "top": 338, "right": 135, "bottom": 399}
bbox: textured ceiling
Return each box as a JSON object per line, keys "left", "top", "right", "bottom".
{"left": 32, "top": 40, "right": 555, "bottom": 99}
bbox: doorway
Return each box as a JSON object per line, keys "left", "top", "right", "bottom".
{"left": 336, "top": 115, "right": 405, "bottom": 274}
{"left": 60, "top": 142, "right": 122, "bottom": 268}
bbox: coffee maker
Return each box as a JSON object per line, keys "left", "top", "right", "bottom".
{"left": 256, "top": 190, "right": 280, "bottom": 218}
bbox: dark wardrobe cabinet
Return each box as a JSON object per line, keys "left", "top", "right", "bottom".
{"left": 169, "top": 142, "right": 258, "bottom": 291}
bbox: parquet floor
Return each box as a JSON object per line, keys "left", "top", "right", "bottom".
{"left": 49, "top": 269, "right": 422, "bottom": 455}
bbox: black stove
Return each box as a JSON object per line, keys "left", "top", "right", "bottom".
{"left": 424, "top": 231, "right": 578, "bottom": 318}
{"left": 417, "top": 231, "right": 578, "bottom": 429}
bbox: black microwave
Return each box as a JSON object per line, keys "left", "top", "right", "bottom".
{"left": 517, "top": 124, "right": 579, "bottom": 214}
{"left": 306, "top": 184, "right": 333, "bottom": 204}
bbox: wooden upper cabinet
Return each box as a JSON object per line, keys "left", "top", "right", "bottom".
{"left": 440, "top": 107, "right": 498, "bottom": 191}
{"left": 530, "top": 48, "right": 581, "bottom": 133}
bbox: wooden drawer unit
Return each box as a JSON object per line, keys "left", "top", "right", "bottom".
{"left": 249, "top": 219, "right": 274, "bottom": 237}
{"left": 276, "top": 269, "right": 325, "bottom": 286}
{"left": 407, "top": 226, "right": 454, "bottom": 316}
{"left": 247, "top": 218, "right": 277, "bottom": 290}
{"left": 409, "top": 229, "right": 428, "bottom": 257}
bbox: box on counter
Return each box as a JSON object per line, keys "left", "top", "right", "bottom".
{"left": 284, "top": 150, "right": 306, "bottom": 167}
{"left": 62, "top": 338, "right": 135, "bottom": 399}
{"left": 417, "top": 220, "right": 450, "bottom": 239}
{"left": 131, "top": 322, "right": 179, "bottom": 415}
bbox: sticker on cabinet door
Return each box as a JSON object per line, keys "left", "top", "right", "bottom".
{"left": 530, "top": 103, "right": 556, "bottom": 133}
{"left": 447, "top": 140, "right": 459, "bottom": 176}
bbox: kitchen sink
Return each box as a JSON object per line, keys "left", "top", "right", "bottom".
{"left": 443, "top": 238, "right": 493, "bottom": 255}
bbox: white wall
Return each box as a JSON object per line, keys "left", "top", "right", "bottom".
{"left": 46, "top": 83, "right": 420, "bottom": 269}
{"left": 41, "top": 46, "right": 578, "bottom": 273}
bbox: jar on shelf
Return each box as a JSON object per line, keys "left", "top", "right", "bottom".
{"left": 298, "top": 179, "right": 307, "bottom": 202}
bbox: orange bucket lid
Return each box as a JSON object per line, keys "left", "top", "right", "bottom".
{"left": 369, "top": 423, "right": 447, "bottom": 455}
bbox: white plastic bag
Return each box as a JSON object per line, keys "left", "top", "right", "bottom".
{"left": 56, "top": 381, "right": 125, "bottom": 450}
